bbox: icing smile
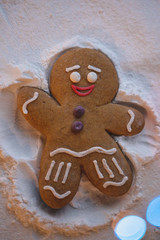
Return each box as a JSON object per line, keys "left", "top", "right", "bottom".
{"left": 71, "top": 84, "right": 94, "bottom": 96}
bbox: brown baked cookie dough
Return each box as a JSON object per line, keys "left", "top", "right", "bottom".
{"left": 17, "top": 48, "right": 145, "bottom": 209}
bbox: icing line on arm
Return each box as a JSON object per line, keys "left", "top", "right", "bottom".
{"left": 22, "top": 92, "right": 39, "bottom": 114}
{"left": 127, "top": 109, "right": 135, "bottom": 132}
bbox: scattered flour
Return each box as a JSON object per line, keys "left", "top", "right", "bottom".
{"left": 0, "top": 0, "right": 160, "bottom": 238}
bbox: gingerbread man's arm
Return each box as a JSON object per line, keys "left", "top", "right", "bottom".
{"left": 99, "top": 103, "right": 145, "bottom": 136}
{"left": 17, "top": 86, "right": 59, "bottom": 136}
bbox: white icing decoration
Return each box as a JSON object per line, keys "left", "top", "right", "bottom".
{"left": 50, "top": 147, "right": 117, "bottom": 157}
{"left": 66, "top": 65, "right": 80, "bottom": 72}
{"left": 103, "top": 176, "right": 128, "bottom": 188}
{"left": 88, "top": 65, "right": 101, "bottom": 73}
{"left": 127, "top": 109, "right": 135, "bottom": 132}
{"left": 62, "top": 162, "right": 72, "bottom": 184}
{"left": 102, "top": 158, "right": 114, "bottom": 178}
{"left": 22, "top": 92, "right": 39, "bottom": 114}
{"left": 70, "top": 71, "right": 81, "bottom": 83}
{"left": 87, "top": 72, "right": 97, "bottom": 83}
{"left": 93, "top": 160, "right": 104, "bottom": 179}
{"left": 54, "top": 162, "right": 64, "bottom": 182}
{"left": 45, "top": 160, "right": 55, "bottom": 181}
{"left": 43, "top": 186, "right": 71, "bottom": 199}
{"left": 112, "top": 157, "right": 124, "bottom": 175}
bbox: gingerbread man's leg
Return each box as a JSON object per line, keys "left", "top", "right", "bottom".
{"left": 39, "top": 145, "right": 81, "bottom": 209}
{"left": 82, "top": 143, "right": 133, "bottom": 197}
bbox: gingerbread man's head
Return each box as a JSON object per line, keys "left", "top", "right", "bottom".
{"left": 50, "top": 48, "right": 119, "bottom": 106}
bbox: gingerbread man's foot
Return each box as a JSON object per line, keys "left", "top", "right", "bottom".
{"left": 39, "top": 151, "right": 81, "bottom": 209}
{"left": 82, "top": 147, "right": 133, "bottom": 197}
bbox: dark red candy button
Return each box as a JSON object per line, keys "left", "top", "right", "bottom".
{"left": 71, "top": 121, "right": 83, "bottom": 133}
{"left": 73, "top": 106, "right": 85, "bottom": 118}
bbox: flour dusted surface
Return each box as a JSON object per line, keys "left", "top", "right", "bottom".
{"left": 0, "top": 0, "right": 160, "bottom": 239}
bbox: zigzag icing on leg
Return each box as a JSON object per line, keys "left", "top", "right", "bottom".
{"left": 43, "top": 186, "right": 71, "bottom": 199}
{"left": 103, "top": 176, "right": 128, "bottom": 188}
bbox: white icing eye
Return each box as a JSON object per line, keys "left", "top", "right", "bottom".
{"left": 87, "top": 72, "right": 97, "bottom": 83}
{"left": 70, "top": 71, "right": 81, "bottom": 83}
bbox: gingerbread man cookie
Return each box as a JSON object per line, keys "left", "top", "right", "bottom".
{"left": 17, "top": 48, "right": 145, "bottom": 209}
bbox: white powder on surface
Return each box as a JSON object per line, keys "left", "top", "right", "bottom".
{"left": 0, "top": 0, "right": 160, "bottom": 239}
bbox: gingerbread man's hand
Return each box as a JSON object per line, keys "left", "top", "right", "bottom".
{"left": 100, "top": 103, "right": 145, "bottom": 136}
{"left": 17, "top": 86, "right": 59, "bottom": 136}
